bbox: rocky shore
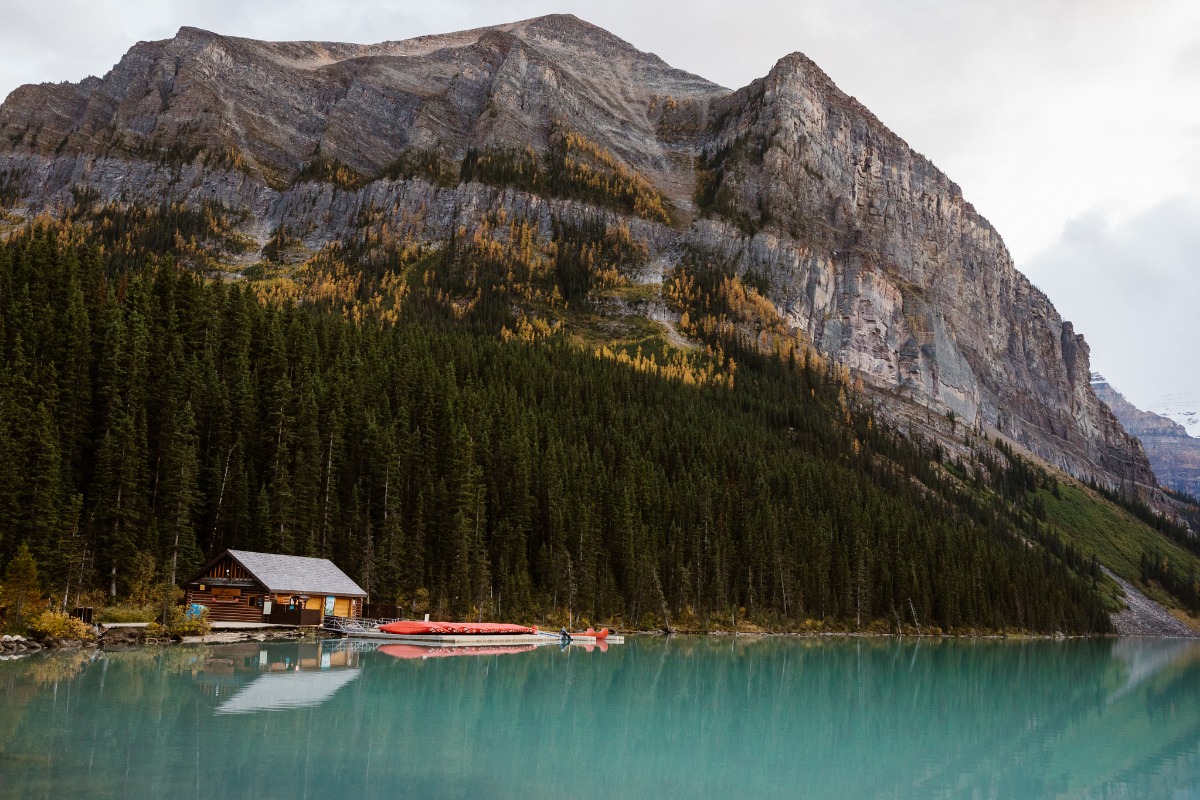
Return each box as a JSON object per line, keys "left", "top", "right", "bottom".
{"left": 0, "top": 624, "right": 327, "bottom": 656}
{"left": 0, "top": 634, "right": 46, "bottom": 656}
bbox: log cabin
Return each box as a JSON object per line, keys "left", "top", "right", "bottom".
{"left": 183, "top": 549, "right": 367, "bottom": 624}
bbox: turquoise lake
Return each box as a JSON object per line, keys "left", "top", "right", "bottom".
{"left": 2, "top": 636, "right": 1200, "bottom": 799}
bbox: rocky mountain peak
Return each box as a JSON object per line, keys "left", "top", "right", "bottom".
{"left": 0, "top": 17, "right": 726, "bottom": 191}
{"left": 507, "top": 13, "right": 644, "bottom": 52}
{"left": 766, "top": 50, "right": 832, "bottom": 88}
{"left": 174, "top": 25, "right": 219, "bottom": 42}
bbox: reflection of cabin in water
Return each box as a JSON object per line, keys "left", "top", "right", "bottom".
{"left": 189, "top": 640, "right": 365, "bottom": 712}
{"left": 183, "top": 549, "right": 366, "bottom": 624}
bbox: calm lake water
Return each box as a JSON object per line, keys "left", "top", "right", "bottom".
{"left": 2, "top": 635, "right": 1200, "bottom": 799}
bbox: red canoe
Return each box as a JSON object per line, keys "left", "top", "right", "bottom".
{"left": 570, "top": 627, "right": 609, "bottom": 640}
{"left": 378, "top": 620, "right": 539, "bottom": 636}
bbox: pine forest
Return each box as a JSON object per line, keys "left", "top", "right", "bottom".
{"left": 2, "top": 208, "right": 1175, "bottom": 636}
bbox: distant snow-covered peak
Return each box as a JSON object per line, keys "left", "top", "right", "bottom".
{"left": 1152, "top": 394, "right": 1200, "bottom": 438}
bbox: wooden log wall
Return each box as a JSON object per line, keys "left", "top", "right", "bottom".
{"left": 184, "top": 587, "right": 268, "bottom": 623}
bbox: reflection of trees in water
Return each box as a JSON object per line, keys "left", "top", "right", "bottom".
{"left": 0, "top": 648, "right": 100, "bottom": 756}
{"left": 18, "top": 647, "right": 99, "bottom": 686}
{"left": 1, "top": 638, "right": 1199, "bottom": 798}
{"left": 0, "top": 640, "right": 362, "bottom": 773}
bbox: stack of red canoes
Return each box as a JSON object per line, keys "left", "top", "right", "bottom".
{"left": 378, "top": 620, "right": 538, "bottom": 636}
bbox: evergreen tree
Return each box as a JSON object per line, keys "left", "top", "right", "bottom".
{"left": 161, "top": 401, "right": 201, "bottom": 585}
{"left": 0, "top": 542, "right": 42, "bottom": 629}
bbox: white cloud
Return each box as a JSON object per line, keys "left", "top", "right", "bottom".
{"left": 1025, "top": 197, "right": 1200, "bottom": 412}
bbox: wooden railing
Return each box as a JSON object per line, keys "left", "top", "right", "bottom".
{"left": 265, "top": 607, "right": 323, "bottom": 626}
{"left": 321, "top": 615, "right": 405, "bottom": 634}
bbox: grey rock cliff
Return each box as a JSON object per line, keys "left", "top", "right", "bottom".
{"left": 0, "top": 15, "right": 1155, "bottom": 490}
{"left": 683, "top": 52, "right": 1153, "bottom": 486}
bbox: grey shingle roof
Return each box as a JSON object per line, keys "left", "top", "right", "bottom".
{"left": 227, "top": 550, "right": 366, "bottom": 597}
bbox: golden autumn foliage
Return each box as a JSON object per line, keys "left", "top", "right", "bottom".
{"left": 55, "top": 196, "right": 254, "bottom": 270}
{"left": 21, "top": 198, "right": 740, "bottom": 392}
{"left": 554, "top": 129, "right": 672, "bottom": 225}
{"left": 500, "top": 313, "right": 564, "bottom": 343}
{"left": 460, "top": 124, "right": 673, "bottom": 225}
{"left": 1, "top": 218, "right": 1147, "bottom": 634}
{"left": 294, "top": 156, "right": 368, "bottom": 190}
{"left": 252, "top": 246, "right": 414, "bottom": 326}
{"left": 591, "top": 343, "right": 734, "bottom": 390}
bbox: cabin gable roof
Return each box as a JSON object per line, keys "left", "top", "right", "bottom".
{"left": 188, "top": 550, "right": 366, "bottom": 597}
{"left": 228, "top": 550, "right": 367, "bottom": 597}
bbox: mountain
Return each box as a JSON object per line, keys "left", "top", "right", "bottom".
{"left": 5, "top": 17, "right": 1197, "bottom": 634}
{"left": 1093, "top": 373, "right": 1200, "bottom": 499}
{"left": 0, "top": 14, "right": 1154, "bottom": 495}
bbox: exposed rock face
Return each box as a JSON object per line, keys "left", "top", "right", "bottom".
{"left": 0, "top": 14, "right": 1155, "bottom": 490}
{"left": 0, "top": 16, "right": 720, "bottom": 194}
{"left": 683, "top": 53, "right": 1153, "bottom": 486}
{"left": 1093, "top": 374, "right": 1200, "bottom": 497}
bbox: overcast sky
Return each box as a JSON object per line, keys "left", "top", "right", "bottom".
{"left": 2, "top": 0, "right": 1197, "bottom": 418}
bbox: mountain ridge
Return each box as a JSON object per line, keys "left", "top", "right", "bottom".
{"left": 1093, "top": 373, "right": 1200, "bottom": 498}
{"left": 0, "top": 15, "right": 1156, "bottom": 496}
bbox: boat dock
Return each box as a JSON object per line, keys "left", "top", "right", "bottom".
{"left": 337, "top": 631, "right": 550, "bottom": 646}
{"left": 321, "top": 617, "right": 623, "bottom": 647}
{"left": 333, "top": 631, "right": 623, "bottom": 646}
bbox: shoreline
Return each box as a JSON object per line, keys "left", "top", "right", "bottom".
{"left": 7, "top": 626, "right": 1199, "bottom": 656}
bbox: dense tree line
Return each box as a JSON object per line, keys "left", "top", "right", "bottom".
{"left": 0, "top": 223, "right": 1116, "bottom": 632}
